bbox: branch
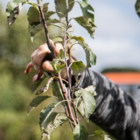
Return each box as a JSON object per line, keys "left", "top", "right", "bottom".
{"left": 37, "top": 0, "right": 77, "bottom": 127}
{"left": 37, "top": 0, "right": 56, "bottom": 58}
{"left": 65, "top": 0, "right": 79, "bottom": 123}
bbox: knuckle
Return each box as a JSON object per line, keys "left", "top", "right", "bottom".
{"left": 38, "top": 43, "right": 47, "bottom": 51}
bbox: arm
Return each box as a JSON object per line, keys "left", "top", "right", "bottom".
{"left": 76, "top": 69, "right": 140, "bottom": 140}
{"left": 28, "top": 43, "right": 140, "bottom": 140}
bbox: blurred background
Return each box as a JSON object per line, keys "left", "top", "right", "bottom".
{"left": 0, "top": 0, "right": 140, "bottom": 140}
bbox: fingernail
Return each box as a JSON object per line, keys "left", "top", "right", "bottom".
{"left": 33, "top": 74, "right": 38, "bottom": 82}
{"left": 34, "top": 65, "right": 38, "bottom": 71}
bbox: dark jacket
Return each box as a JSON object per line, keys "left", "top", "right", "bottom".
{"left": 77, "top": 69, "right": 140, "bottom": 140}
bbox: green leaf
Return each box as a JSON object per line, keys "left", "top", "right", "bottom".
{"left": 82, "top": 92, "right": 96, "bottom": 120}
{"left": 73, "top": 124, "right": 88, "bottom": 140}
{"left": 74, "top": 98, "right": 85, "bottom": 116}
{"left": 27, "top": 6, "right": 41, "bottom": 25}
{"left": 31, "top": 77, "right": 45, "bottom": 93}
{"left": 74, "top": 1, "right": 96, "bottom": 38}
{"left": 135, "top": 0, "right": 140, "bottom": 17}
{"left": 39, "top": 102, "right": 57, "bottom": 127}
{"left": 52, "top": 36, "right": 64, "bottom": 45}
{"left": 45, "top": 18, "right": 60, "bottom": 25}
{"left": 74, "top": 16, "right": 95, "bottom": 38}
{"left": 56, "top": 49, "right": 65, "bottom": 59}
{"left": 43, "top": 3, "right": 49, "bottom": 14}
{"left": 6, "top": 0, "right": 26, "bottom": 25}
{"left": 71, "top": 36, "right": 96, "bottom": 67}
{"left": 77, "top": 1, "right": 94, "bottom": 23}
{"left": 79, "top": 40, "right": 96, "bottom": 67}
{"left": 55, "top": 0, "right": 75, "bottom": 18}
{"left": 41, "top": 113, "right": 68, "bottom": 140}
{"left": 71, "top": 61, "right": 85, "bottom": 76}
{"left": 27, "top": 2, "right": 38, "bottom": 10}
{"left": 75, "top": 88, "right": 96, "bottom": 120}
{"left": 28, "top": 23, "right": 43, "bottom": 39}
{"left": 75, "top": 86, "right": 96, "bottom": 97}
{"left": 39, "top": 101, "right": 66, "bottom": 128}
{"left": 84, "top": 86, "right": 97, "bottom": 96}
{"left": 44, "top": 11, "right": 56, "bottom": 19}
{"left": 95, "top": 130, "right": 112, "bottom": 140}
{"left": 28, "top": 95, "right": 51, "bottom": 113}
{"left": 27, "top": 3, "right": 60, "bottom": 38}
{"left": 52, "top": 81, "right": 65, "bottom": 104}
{"left": 51, "top": 59, "right": 65, "bottom": 73}
{"left": 35, "top": 77, "right": 54, "bottom": 95}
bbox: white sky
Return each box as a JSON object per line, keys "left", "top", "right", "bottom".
{"left": 1, "top": 0, "right": 140, "bottom": 72}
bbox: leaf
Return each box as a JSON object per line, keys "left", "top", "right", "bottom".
{"left": 52, "top": 81, "right": 65, "bottom": 103}
{"left": 71, "top": 36, "right": 96, "bottom": 67}
{"left": 41, "top": 113, "right": 68, "bottom": 140}
{"left": 35, "top": 77, "right": 54, "bottom": 95}
{"left": 31, "top": 76, "right": 46, "bottom": 93}
{"left": 39, "top": 102, "right": 57, "bottom": 127}
{"left": 95, "top": 130, "right": 112, "bottom": 140}
{"left": 70, "top": 61, "right": 86, "bottom": 76}
{"left": 44, "top": 11, "right": 55, "bottom": 19}
{"left": 84, "top": 86, "right": 97, "bottom": 96}
{"left": 51, "top": 59, "right": 65, "bottom": 73}
{"left": 56, "top": 49, "right": 65, "bottom": 59}
{"left": 74, "top": 16, "right": 95, "bottom": 38}
{"left": 135, "top": 0, "right": 140, "bottom": 17}
{"left": 55, "top": 0, "right": 75, "bottom": 18}
{"left": 77, "top": 1, "right": 94, "bottom": 23}
{"left": 39, "top": 101, "right": 66, "bottom": 128}
{"left": 74, "top": 1, "right": 96, "bottom": 38}
{"left": 82, "top": 92, "right": 96, "bottom": 120}
{"left": 27, "top": 3, "right": 60, "bottom": 38}
{"left": 73, "top": 124, "right": 88, "bottom": 140}
{"left": 45, "top": 18, "right": 60, "bottom": 25}
{"left": 52, "top": 36, "right": 64, "bottom": 45}
{"left": 28, "top": 23, "right": 43, "bottom": 38}
{"left": 27, "top": 6, "right": 41, "bottom": 25}
{"left": 6, "top": 0, "right": 26, "bottom": 25}
{"left": 28, "top": 96, "right": 51, "bottom": 113}
{"left": 74, "top": 98, "right": 84, "bottom": 116}
{"left": 43, "top": 3, "right": 49, "bottom": 14}
{"left": 75, "top": 88, "right": 96, "bottom": 120}
{"left": 27, "top": 2, "right": 39, "bottom": 10}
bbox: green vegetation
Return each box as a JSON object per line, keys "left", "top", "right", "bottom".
{"left": 101, "top": 67, "right": 140, "bottom": 73}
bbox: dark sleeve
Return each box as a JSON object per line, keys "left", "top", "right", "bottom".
{"left": 76, "top": 69, "right": 140, "bottom": 140}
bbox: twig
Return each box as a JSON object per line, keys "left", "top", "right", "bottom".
{"left": 37, "top": 0, "right": 56, "bottom": 58}
{"left": 65, "top": 0, "right": 79, "bottom": 124}
{"left": 37, "top": 0, "right": 77, "bottom": 127}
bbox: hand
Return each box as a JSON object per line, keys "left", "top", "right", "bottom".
{"left": 24, "top": 40, "right": 74, "bottom": 81}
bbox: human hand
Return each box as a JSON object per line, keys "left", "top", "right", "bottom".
{"left": 24, "top": 40, "right": 74, "bottom": 81}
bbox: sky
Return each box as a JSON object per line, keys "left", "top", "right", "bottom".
{"left": 1, "top": 0, "right": 140, "bottom": 72}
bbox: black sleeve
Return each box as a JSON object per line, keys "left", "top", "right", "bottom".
{"left": 76, "top": 69, "right": 140, "bottom": 140}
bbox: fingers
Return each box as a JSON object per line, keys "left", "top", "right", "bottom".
{"left": 31, "top": 43, "right": 51, "bottom": 71}
{"left": 54, "top": 43, "right": 63, "bottom": 55}
{"left": 24, "top": 62, "right": 33, "bottom": 74}
{"left": 42, "top": 60, "right": 68, "bottom": 79}
{"left": 42, "top": 60, "right": 55, "bottom": 73}
{"left": 31, "top": 41, "right": 63, "bottom": 71}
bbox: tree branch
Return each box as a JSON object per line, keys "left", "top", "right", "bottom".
{"left": 37, "top": 0, "right": 77, "bottom": 127}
